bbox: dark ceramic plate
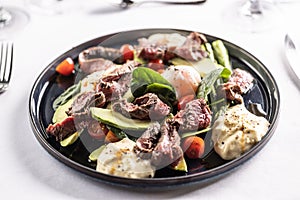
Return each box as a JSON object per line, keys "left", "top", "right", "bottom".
{"left": 29, "top": 28, "right": 280, "bottom": 188}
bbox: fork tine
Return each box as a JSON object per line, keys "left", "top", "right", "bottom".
{"left": 6, "top": 42, "right": 13, "bottom": 83}
{"left": 0, "top": 42, "right": 4, "bottom": 82}
{"left": 0, "top": 43, "right": 3, "bottom": 76}
{"left": 0, "top": 41, "right": 13, "bottom": 93}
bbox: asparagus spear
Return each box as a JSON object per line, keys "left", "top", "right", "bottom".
{"left": 201, "top": 42, "right": 215, "bottom": 62}
{"left": 212, "top": 40, "right": 231, "bottom": 69}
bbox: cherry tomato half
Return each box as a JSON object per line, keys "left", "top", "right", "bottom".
{"left": 178, "top": 94, "right": 195, "bottom": 110}
{"left": 182, "top": 136, "right": 205, "bottom": 159}
{"left": 120, "top": 44, "right": 134, "bottom": 61}
{"left": 55, "top": 57, "right": 75, "bottom": 76}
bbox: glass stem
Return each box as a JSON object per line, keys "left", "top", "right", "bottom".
{"left": 242, "top": 0, "right": 263, "bottom": 17}
{"left": 0, "top": 5, "right": 12, "bottom": 27}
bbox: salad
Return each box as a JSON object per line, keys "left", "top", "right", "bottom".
{"left": 46, "top": 31, "right": 270, "bottom": 178}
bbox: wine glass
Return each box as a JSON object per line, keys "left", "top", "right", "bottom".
{"left": 0, "top": 2, "right": 30, "bottom": 39}
{"left": 223, "top": 0, "right": 282, "bottom": 33}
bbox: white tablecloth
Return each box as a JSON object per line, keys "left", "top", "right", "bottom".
{"left": 1, "top": 0, "right": 300, "bottom": 199}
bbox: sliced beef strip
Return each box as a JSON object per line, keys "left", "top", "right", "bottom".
{"left": 101, "top": 60, "right": 140, "bottom": 82}
{"left": 46, "top": 116, "right": 77, "bottom": 141}
{"left": 97, "top": 61, "right": 139, "bottom": 102}
{"left": 134, "top": 122, "right": 161, "bottom": 159}
{"left": 79, "top": 46, "right": 138, "bottom": 74}
{"left": 228, "top": 68, "right": 254, "bottom": 93}
{"left": 137, "top": 44, "right": 167, "bottom": 61}
{"left": 80, "top": 46, "right": 124, "bottom": 64}
{"left": 173, "top": 98, "right": 212, "bottom": 132}
{"left": 150, "top": 120, "right": 183, "bottom": 168}
{"left": 67, "top": 91, "right": 106, "bottom": 115}
{"left": 221, "top": 68, "right": 254, "bottom": 104}
{"left": 97, "top": 73, "right": 132, "bottom": 102}
{"left": 112, "top": 93, "right": 171, "bottom": 120}
{"left": 79, "top": 57, "right": 114, "bottom": 75}
{"left": 136, "top": 32, "right": 208, "bottom": 62}
{"left": 173, "top": 32, "right": 208, "bottom": 61}
{"left": 134, "top": 119, "right": 183, "bottom": 168}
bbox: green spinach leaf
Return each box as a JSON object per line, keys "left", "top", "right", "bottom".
{"left": 131, "top": 67, "right": 176, "bottom": 105}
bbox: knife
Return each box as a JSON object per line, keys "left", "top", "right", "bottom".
{"left": 284, "top": 34, "right": 300, "bottom": 87}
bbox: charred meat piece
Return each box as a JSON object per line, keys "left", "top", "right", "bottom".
{"left": 221, "top": 82, "right": 243, "bottom": 104}
{"left": 65, "top": 91, "right": 106, "bottom": 131}
{"left": 173, "top": 32, "right": 208, "bottom": 61}
{"left": 79, "top": 45, "right": 132, "bottom": 74}
{"left": 46, "top": 116, "right": 77, "bottom": 141}
{"left": 150, "top": 120, "right": 183, "bottom": 168}
{"left": 228, "top": 68, "right": 254, "bottom": 93}
{"left": 174, "top": 98, "right": 212, "bottom": 132}
{"left": 221, "top": 68, "right": 254, "bottom": 104}
{"left": 112, "top": 93, "right": 171, "bottom": 120}
{"left": 80, "top": 46, "right": 124, "bottom": 64}
{"left": 97, "top": 61, "right": 139, "bottom": 102}
{"left": 134, "top": 122, "right": 161, "bottom": 159}
{"left": 79, "top": 57, "right": 114, "bottom": 75}
{"left": 101, "top": 60, "right": 140, "bottom": 82}
{"left": 97, "top": 73, "right": 132, "bottom": 102}
{"left": 67, "top": 91, "right": 106, "bottom": 115}
{"left": 138, "top": 44, "right": 167, "bottom": 61}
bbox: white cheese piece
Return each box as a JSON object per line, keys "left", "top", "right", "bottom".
{"left": 96, "top": 138, "right": 155, "bottom": 178}
{"left": 211, "top": 104, "right": 270, "bottom": 160}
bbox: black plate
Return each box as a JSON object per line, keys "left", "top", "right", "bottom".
{"left": 29, "top": 28, "right": 280, "bottom": 188}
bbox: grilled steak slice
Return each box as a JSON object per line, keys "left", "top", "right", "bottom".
{"left": 68, "top": 91, "right": 106, "bottom": 115}
{"left": 134, "top": 122, "right": 161, "bottom": 159}
{"left": 112, "top": 93, "right": 171, "bottom": 120}
{"left": 79, "top": 45, "right": 138, "bottom": 74}
{"left": 138, "top": 45, "right": 167, "bottom": 61}
{"left": 79, "top": 57, "right": 114, "bottom": 74}
{"left": 79, "top": 46, "right": 123, "bottom": 64}
{"left": 97, "top": 61, "right": 139, "bottom": 102}
{"left": 150, "top": 120, "right": 183, "bottom": 168}
{"left": 101, "top": 60, "right": 140, "bottom": 82}
{"left": 98, "top": 73, "right": 132, "bottom": 102}
{"left": 174, "top": 98, "right": 212, "bottom": 132}
{"left": 173, "top": 32, "right": 208, "bottom": 61}
{"left": 46, "top": 116, "right": 77, "bottom": 141}
{"left": 228, "top": 68, "right": 254, "bottom": 94}
{"left": 221, "top": 68, "right": 254, "bottom": 104}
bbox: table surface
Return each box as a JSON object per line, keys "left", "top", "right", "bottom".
{"left": 1, "top": 0, "right": 300, "bottom": 199}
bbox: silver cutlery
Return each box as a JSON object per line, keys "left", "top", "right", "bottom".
{"left": 284, "top": 34, "right": 300, "bottom": 88}
{"left": 0, "top": 41, "right": 13, "bottom": 93}
{"left": 119, "top": 0, "right": 207, "bottom": 9}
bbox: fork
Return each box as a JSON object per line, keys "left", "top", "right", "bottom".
{"left": 119, "top": 0, "right": 207, "bottom": 8}
{"left": 0, "top": 41, "right": 13, "bottom": 93}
